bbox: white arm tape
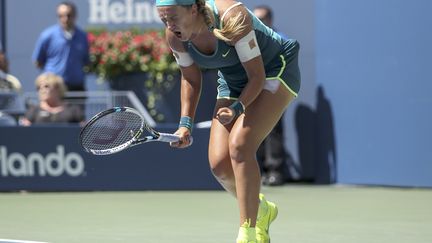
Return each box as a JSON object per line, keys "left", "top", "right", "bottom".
{"left": 234, "top": 30, "right": 261, "bottom": 62}
{"left": 172, "top": 50, "right": 194, "bottom": 67}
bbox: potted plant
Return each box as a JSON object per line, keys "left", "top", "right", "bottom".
{"left": 86, "top": 28, "right": 179, "bottom": 122}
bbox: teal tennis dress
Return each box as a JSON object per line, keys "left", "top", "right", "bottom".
{"left": 183, "top": 0, "right": 301, "bottom": 99}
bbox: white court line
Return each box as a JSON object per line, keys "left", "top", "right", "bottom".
{"left": 0, "top": 239, "right": 49, "bottom": 243}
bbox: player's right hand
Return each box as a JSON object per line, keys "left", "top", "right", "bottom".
{"left": 170, "top": 126, "right": 192, "bottom": 148}
{"left": 216, "top": 107, "right": 236, "bottom": 125}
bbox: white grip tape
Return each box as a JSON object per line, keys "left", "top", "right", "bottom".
{"left": 158, "top": 132, "right": 194, "bottom": 146}
{"left": 172, "top": 50, "right": 194, "bottom": 67}
{"left": 234, "top": 30, "right": 261, "bottom": 62}
{"left": 158, "top": 133, "right": 180, "bottom": 142}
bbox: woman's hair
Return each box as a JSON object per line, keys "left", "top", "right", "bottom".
{"left": 195, "top": 0, "right": 247, "bottom": 42}
{"left": 35, "top": 73, "right": 67, "bottom": 98}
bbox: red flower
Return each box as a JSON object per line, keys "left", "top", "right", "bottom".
{"left": 86, "top": 28, "right": 177, "bottom": 80}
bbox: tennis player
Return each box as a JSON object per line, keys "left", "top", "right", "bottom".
{"left": 156, "top": 0, "right": 300, "bottom": 242}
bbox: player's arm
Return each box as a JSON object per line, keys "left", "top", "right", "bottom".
{"left": 217, "top": 5, "right": 266, "bottom": 124}
{"left": 166, "top": 29, "right": 202, "bottom": 147}
{"left": 230, "top": 6, "right": 265, "bottom": 109}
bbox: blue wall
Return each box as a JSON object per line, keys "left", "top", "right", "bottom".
{"left": 315, "top": 0, "right": 432, "bottom": 187}
{"left": 2, "top": 0, "right": 432, "bottom": 187}
{"left": 0, "top": 126, "right": 221, "bottom": 191}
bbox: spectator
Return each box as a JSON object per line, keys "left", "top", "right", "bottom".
{"left": 253, "top": 5, "right": 288, "bottom": 40}
{"left": 1, "top": 49, "right": 23, "bottom": 125}
{"left": 254, "top": 5, "right": 292, "bottom": 186}
{"left": 0, "top": 49, "right": 21, "bottom": 91}
{"left": 0, "top": 111, "right": 17, "bottom": 126}
{"left": 32, "top": 1, "right": 89, "bottom": 92}
{"left": 20, "top": 73, "right": 84, "bottom": 126}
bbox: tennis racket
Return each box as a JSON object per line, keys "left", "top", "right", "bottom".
{"left": 79, "top": 107, "right": 191, "bottom": 155}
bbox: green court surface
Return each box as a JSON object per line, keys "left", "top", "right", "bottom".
{"left": 0, "top": 185, "right": 431, "bottom": 243}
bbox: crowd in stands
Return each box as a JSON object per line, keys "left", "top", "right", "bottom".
{"left": 0, "top": 1, "right": 88, "bottom": 126}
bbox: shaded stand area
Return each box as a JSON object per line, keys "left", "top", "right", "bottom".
{"left": 108, "top": 72, "right": 179, "bottom": 123}
{"left": 163, "top": 69, "right": 219, "bottom": 123}
{"left": 108, "top": 71, "right": 218, "bottom": 124}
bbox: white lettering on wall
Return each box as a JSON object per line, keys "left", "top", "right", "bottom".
{"left": 0, "top": 145, "right": 85, "bottom": 177}
{"left": 88, "top": 0, "right": 162, "bottom": 24}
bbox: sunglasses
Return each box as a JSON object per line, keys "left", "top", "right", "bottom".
{"left": 37, "top": 84, "right": 56, "bottom": 90}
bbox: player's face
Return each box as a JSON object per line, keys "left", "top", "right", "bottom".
{"left": 57, "top": 5, "right": 76, "bottom": 31}
{"left": 157, "top": 5, "right": 199, "bottom": 41}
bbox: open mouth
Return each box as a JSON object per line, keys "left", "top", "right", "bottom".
{"left": 174, "top": 31, "right": 182, "bottom": 39}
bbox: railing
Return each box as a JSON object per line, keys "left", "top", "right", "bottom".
{"left": 1, "top": 91, "right": 156, "bottom": 127}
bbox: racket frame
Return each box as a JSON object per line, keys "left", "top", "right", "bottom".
{"left": 80, "top": 107, "right": 148, "bottom": 155}
{"left": 80, "top": 107, "right": 185, "bottom": 155}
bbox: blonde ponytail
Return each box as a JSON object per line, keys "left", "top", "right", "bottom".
{"left": 195, "top": 0, "right": 247, "bottom": 42}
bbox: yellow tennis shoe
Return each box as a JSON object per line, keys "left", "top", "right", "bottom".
{"left": 256, "top": 193, "right": 278, "bottom": 243}
{"left": 236, "top": 220, "right": 257, "bottom": 243}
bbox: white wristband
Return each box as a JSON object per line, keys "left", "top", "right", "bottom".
{"left": 234, "top": 30, "right": 261, "bottom": 62}
{"left": 172, "top": 50, "right": 194, "bottom": 67}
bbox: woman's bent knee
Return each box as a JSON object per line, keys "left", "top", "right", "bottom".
{"left": 209, "top": 154, "right": 233, "bottom": 179}
{"left": 228, "top": 139, "right": 252, "bottom": 164}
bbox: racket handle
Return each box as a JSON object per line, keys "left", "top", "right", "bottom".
{"left": 158, "top": 133, "right": 180, "bottom": 142}
{"left": 158, "top": 133, "right": 194, "bottom": 146}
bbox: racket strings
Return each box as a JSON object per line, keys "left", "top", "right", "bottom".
{"left": 81, "top": 111, "right": 143, "bottom": 151}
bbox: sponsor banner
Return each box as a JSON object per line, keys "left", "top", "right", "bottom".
{"left": 0, "top": 126, "right": 221, "bottom": 191}
{"left": 88, "top": 0, "right": 162, "bottom": 25}
{"left": 0, "top": 145, "right": 84, "bottom": 177}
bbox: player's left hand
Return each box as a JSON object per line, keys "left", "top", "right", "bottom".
{"left": 216, "top": 107, "right": 236, "bottom": 125}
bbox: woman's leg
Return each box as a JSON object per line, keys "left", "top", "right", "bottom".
{"left": 208, "top": 99, "right": 237, "bottom": 195}
{"left": 208, "top": 86, "right": 295, "bottom": 226}
{"left": 230, "top": 86, "right": 295, "bottom": 227}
